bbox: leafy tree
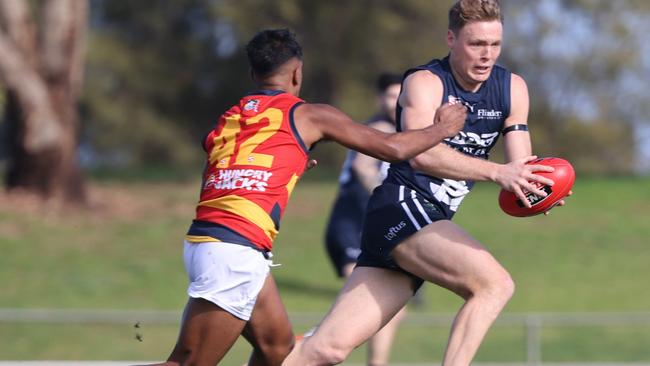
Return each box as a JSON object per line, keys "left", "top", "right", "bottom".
{"left": 501, "top": 0, "right": 648, "bottom": 174}
{"left": 83, "top": 0, "right": 234, "bottom": 174}
{"left": 7, "top": 0, "right": 645, "bottom": 190}
{"left": 0, "top": 0, "right": 88, "bottom": 203}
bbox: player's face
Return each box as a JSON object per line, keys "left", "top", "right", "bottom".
{"left": 378, "top": 83, "right": 401, "bottom": 123}
{"left": 447, "top": 20, "right": 502, "bottom": 90}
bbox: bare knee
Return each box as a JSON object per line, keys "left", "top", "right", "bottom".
{"left": 462, "top": 267, "right": 515, "bottom": 306}
{"left": 254, "top": 332, "right": 295, "bottom": 364}
{"left": 305, "top": 338, "right": 353, "bottom": 365}
{"left": 494, "top": 272, "right": 515, "bottom": 301}
{"left": 314, "top": 345, "right": 349, "bottom": 365}
{"left": 477, "top": 270, "right": 515, "bottom": 305}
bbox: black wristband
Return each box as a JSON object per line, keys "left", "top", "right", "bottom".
{"left": 502, "top": 124, "right": 529, "bottom": 135}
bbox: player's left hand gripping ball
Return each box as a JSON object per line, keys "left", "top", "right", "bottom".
{"left": 498, "top": 157, "right": 575, "bottom": 217}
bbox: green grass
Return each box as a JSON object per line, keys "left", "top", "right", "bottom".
{"left": 0, "top": 176, "right": 649, "bottom": 363}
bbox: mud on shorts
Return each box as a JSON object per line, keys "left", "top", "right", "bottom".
{"left": 357, "top": 183, "right": 451, "bottom": 291}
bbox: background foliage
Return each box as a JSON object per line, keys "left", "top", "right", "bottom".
{"left": 64, "top": 0, "right": 650, "bottom": 177}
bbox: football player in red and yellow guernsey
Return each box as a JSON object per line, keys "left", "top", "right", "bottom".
{"left": 186, "top": 89, "right": 308, "bottom": 252}
{"left": 154, "top": 29, "right": 467, "bottom": 366}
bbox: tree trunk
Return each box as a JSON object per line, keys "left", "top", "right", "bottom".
{"left": 0, "top": 0, "right": 88, "bottom": 205}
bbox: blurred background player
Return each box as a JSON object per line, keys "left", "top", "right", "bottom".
{"left": 325, "top": 72, "right": 400, "bottom": 279}
{"left": 323, "top": 72, "right": 406, "bottom": 366}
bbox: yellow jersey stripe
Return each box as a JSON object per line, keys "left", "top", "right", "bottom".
{"left": 198, "top": 195, "right": 278, "bottom": 241}
{"left": 286, "top": 173, "right": 299, "bottom": 196}
{"left": 185, "top": 235, "right": 221, "bottom": 243}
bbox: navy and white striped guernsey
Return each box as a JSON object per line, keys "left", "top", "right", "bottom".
{"left": 387, "top": 56, "right": 512, "bottom": 218}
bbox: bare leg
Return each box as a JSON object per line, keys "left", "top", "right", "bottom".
{"left": 366, "top": 306, "right": 406, "bottom": 366}
{"left": 282, "top": 266, "right": 415, "bottom": 366}
{"left": 392, "top": 220, "right": 515, "bottom": 366}
{"left": 340, "top": 263, "right": 406, "bottom": 366}
{"left": 163, "top": 297, "right": 247, "bottom": 366}
{"left": 284, "top": 219, "right": 512, "bottom": 366}
{"left": 242, "top": 274, "right": 295, "bottom": 366}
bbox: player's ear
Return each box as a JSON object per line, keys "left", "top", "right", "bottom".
{"left": 292, "top": 61, "right": 303, "bottom": 88}
{"left": 446, "top": 29, "right": 455, "bottom": 48}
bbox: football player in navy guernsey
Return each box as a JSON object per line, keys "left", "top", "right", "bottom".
{"left": 283, "top": 1, "right": 569, "bottom": 366}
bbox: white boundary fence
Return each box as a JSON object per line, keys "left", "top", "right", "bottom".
{"left": 1, "top": 309, "right": 650, "bottom": 366}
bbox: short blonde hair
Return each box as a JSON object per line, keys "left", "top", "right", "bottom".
{"left": 448, "top": 0, "right": 503, "bottom": 34}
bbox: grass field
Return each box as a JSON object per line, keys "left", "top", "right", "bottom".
{"left": 0, "top": 175, "right": 649, "bottom": 363}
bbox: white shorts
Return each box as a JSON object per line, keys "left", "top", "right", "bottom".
{"left": 183, "top": 241, "right": 271, "bottom": 321}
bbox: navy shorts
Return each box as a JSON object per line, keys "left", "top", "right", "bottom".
{"left": 325, "top": 187, "right": 370, "bottom": 277}
{"left": 357, "top": 183, "right": 450, "bottom": 289}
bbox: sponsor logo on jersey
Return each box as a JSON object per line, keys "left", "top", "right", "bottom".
{"left": 384, "top": 221, "right": 407, "bottom": 241}
{"left": 429, "top": 179, "right": 470, "bottom": 212}
{"left": 244, "top": 99, "right": 260, "bottom": 112}
{"left": 477, "top": 108, "right": 503, "bottom": 119}
{"left": 448, "top": 95, "right": 503, "bottom": 120}
{"left": 204, "top": 169, "right": 273, "bottom": 192}
{"left": 446, "top": 131, "right": 499, "bottom": 157}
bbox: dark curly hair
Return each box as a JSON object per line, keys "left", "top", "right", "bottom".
{"left": 246, "top": 29, "right": 303, "bottom": 78}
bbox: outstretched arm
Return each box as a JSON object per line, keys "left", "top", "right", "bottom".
{"left": 292, "top": 100, "right": 466, "bottom": 163}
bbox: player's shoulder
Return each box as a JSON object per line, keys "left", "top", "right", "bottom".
{"left": 293, "top": 102, "right": 341, "bottom": 121}
{"left": 509, "top": 72, "right": 528, "bottom": 95}
{"left": 403, "top": 70, "right": 443, "bottom": 94}
{"left": 401, "top": 70, "right": 443, "bottom": 106}
{"left": 290, "top": 102, "right": 339, "bottom": 150}
{"left": 404, "top": 69, "right": 442, "bottom": 84}
{"left": 509, "top": 72, "right": 527, "bottom": 87}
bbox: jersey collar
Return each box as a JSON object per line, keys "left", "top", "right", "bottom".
{"left": 245, "top": 89, "right": 285, "bottom": 97}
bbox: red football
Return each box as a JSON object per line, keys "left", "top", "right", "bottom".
{"left": 498, "top": 157, "right": 575, "bottom": 217}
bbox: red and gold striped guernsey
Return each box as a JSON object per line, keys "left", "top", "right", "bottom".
{"left": 186, "top": 90, "right": 308, "bottom": 251}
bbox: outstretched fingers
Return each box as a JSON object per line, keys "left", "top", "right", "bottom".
{"left": 527, "top": 163, "right": 555, "bottom": 186}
